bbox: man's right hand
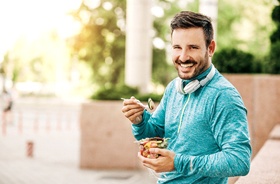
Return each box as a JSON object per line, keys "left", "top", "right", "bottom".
{"left": 121, "top": 96, "right": 145, "bottom": 124}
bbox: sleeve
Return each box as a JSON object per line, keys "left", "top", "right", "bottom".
{"left": 174, "top": 89, "right": 252, "bottom": 177}
{"left": 131, "top": 83, "right": 173, "bottom": 140}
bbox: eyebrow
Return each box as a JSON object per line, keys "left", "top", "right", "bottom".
{"left": 189, "top": 44, "right": 200, "bottom": 48}
{"left": 172, "top": 43, "right": 200, "bottom": 48}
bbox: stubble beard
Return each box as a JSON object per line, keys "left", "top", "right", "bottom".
{"left": 176, "top": 52, "right": 210, "bottom": 80}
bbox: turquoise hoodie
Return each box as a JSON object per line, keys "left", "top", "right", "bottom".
{"left": 132, "top": 65, "right": 251, "bottom": 183}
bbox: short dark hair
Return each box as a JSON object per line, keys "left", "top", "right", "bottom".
{"left": 170, "top": 11, "right": 214, "bottom": 47}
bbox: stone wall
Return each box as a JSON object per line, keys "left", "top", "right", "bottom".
{"left": 79, "top": 75, "right": 280, "bottom": 170}
{"left": 224, "top": 74, "right": 280, "bottom": 157}
{"left": 79, "top": 101, "right": 142, "bottom": 169}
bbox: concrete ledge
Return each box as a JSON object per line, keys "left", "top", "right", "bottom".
{"left": 224, "top": 75, "right": 280, "bottom": 157}
{"left": 79, "top": 101, "right": 142, "bottom": 170}
{"left": 269, "top": 124, "right": 280, "bottom": 140}
{"left": 236, "top": 125, "right": 280, "bottom": 184}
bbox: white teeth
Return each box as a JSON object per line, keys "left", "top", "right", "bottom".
{"left": 180, "top": 63, "right": 194, "bottom": 68}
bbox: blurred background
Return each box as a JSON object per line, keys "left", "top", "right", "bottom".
{"left": 0, "top": 0, "right": 279, "bottom": 184}
{"left": 0, "top": 0, "right": 279, "bottom": 100}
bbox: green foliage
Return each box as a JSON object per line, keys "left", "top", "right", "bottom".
{"left": 213, "top": 48, "right": 262, "bottom": 73}
{"left": 69, "top": 0, "right": 275, "bottom": 100}
{"left": 69, "top": 0, "right": 182, "bottom": 100}
{"left": 270, "top": 25, "right": 280, "bottom": 43}
{"left": 267, "top": 41, "right": 280, "bottom": 74}
{"left": 271, "top": 2, "right": 280, "bottom": 44}
{"left": 136, "top": 93, "right": 163, "bottom": 102}
{"left": 217, "top": 0, "right": 274, "bottom": 58}
{"left": 91, "top": 84, "right": 137, "bottom": 100}
{"left": 272, "top": 5, "right": 280, "bottom": 23}
{"left": 217, "top": 1, "right": 242, "bottom": 51}
{"left": 91, "top": 84, "right": 163, "bottom": 102}
{"left": 69, "top": 0, "right": 126, "bottom": 88}
{"left": 268, "top": 2, "right": 280, "bottom": 74}
{"left": 152, "top": 48, "right": 175, "bottom": 86}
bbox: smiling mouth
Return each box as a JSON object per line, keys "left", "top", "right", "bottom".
{"left": 180, "top": 63, "right": 195, "bottom": 68}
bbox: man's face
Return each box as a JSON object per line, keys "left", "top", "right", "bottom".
{"left": 171, "top": 27, "right": 214, "bottom": 80}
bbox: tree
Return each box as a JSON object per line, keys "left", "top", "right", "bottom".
{"left": 267, "top": 0, "right": 280, "bottom": 74}
{"left": 68, "top": 0, "right": 275, "bottom": 99}
{"left": 68, "top": 0, "right": 182, "bottom": 95}
{"left": 217, "top": 0, "right": 274, "bottom": 58}
{"left": 68, "top": 0, "right": 127, "bottom": 91}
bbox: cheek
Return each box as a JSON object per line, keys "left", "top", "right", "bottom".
{"left": 193, "top": 51, "right": 205, "bottom": 61}
{"left": 171, "top": 50, "right": 180, "bottom": 61}
{"left": 171, "top": 53, "right": 176, "bottom": 61}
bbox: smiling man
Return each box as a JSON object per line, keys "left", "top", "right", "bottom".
{"left": 122, "top": 11, "right": 251, "bottom": 184}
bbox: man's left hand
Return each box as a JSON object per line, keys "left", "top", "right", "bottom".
{"left": 138, "top": 148, "right": 175, "bottom": 173}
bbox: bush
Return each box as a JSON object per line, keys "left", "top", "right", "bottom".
{"left": 213, "top": 48, "right": 261, "bottom": 73}
{"left": 270, "top": 25, "right": 280, "bottom": 44}
{"left": 267, "top": 1, "right": 280, "bottom": 74}
{"left": 91, "top": 84, "right": 163, "bottom": 102}
{"left": 267, "top": 41, "right": 280, "bottom": 74}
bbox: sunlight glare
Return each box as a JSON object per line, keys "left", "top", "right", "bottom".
{"left": 153, "top": 37, "right": 165, "bottom": 49}
{"left": 151, "top": 6, "right": 164, "bottom": 18}
{"left": 103, "top": 2, "right": 113, "bottom": 11}
{"left": 0, "top": 0, "right": 82, "bottom": 58}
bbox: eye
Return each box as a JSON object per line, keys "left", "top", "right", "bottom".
{"left": 173, "top": 45, "right": 181, "bottom": 49}
{"left": 190, "top": 45, "right": 199, "bottom": 49}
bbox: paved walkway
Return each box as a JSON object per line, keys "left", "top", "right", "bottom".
{"left": 0, "top": 97, "right": 157, "bottom": 184}
{"left": 236, "top": 124, "right": 280, "bottom": 184}
{"left": 3, "top": 97, "right": 278, "bottom": 184}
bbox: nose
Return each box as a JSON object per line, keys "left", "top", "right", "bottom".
{"left": 179, "top": 49, "right": 190, "bottom": 62}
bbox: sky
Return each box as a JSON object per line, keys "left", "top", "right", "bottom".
{"left": 0, "top": 0, "right": 82, "bottom": 61}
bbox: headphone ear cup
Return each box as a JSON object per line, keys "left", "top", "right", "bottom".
{"left": 175, "top": 65, "right": 216, "bottom": 95}
{"left": 176, "top": 78, "right": 201, "bottom": 94}
{"left": 183, "top": 80, "right": 200, "bottom": 94}
{"left": 176, "top": 78, "right": 185, "bottom": 94}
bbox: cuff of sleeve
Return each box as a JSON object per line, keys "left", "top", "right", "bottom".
{"left": 131, "top": 110, "right": 151, "bottom": 140}
{"left": 174, "top": 154, "right": 191, "bottom": 175}
{"left": 132, "top": 110, "right": 151, "bottom": 127}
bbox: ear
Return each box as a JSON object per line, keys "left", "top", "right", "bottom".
{"left": 208, "top": 40, "right": 216, "bottom": 57}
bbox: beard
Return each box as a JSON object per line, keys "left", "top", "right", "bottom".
{"left": 176, "top": 52, "right": 210, "bottom": 80}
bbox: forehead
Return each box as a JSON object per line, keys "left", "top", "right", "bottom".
{"left": 171, "top": 28, "right": 206, "bottom": 46}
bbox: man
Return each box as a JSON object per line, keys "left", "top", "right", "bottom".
{"left": 122, "top": 11, "right": 251, "bottom": 183}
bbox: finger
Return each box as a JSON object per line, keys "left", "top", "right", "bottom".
{"left": 122, "top": 96, "right": 138, "bottom": 104}
{"left": 138, "top": 151, "right": 144, "bottom": 161}
{"left": 125, "top": 110, "right": 144, "bottom": 124}
{"left": 129, "top": 96, "right": 144, "bottom": 106}
{"left": 138, "top": 152, "right": 154, "bottom": 169}
{"left": 138, "top": 154, "right": 163, "bottom": 173}
{"left": 123, "top": 100, "right": 145, "bottom": 110}
{"left": 149, "top": 148, "right": 166, "bottom": 156}
{"left": 149, "top": 148, "right": 176, "bottom": 162}
{"left": 122, "top": 104, "right": 141, "bottom": 113}
{"left": 122, "top": 96, "right": 146, "bottom": 110}
{"left": 122, "top": 99, "right": 136, "bottom": 106}
{"left": 123, "top": 106, "right": 144, "bottom": 117}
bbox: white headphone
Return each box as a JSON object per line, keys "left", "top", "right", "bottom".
{"left": 176, "top": 65, "right": 216, "bottom": 94}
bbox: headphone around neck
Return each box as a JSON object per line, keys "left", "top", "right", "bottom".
{"left": 176, "top": 65, "right": 216, "bottom": 94}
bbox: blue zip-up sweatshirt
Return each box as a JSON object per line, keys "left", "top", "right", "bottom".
{"left": 132, "top": 65, "right": 252, "bottom": 184}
